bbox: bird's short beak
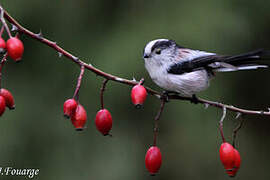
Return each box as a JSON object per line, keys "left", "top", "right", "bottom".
{"left": 143, "top": 53, "right": 150, "bottom": 59}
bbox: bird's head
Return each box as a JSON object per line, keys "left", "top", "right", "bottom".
{"left": 143, "top": 39, "right": 179, "bottom": 67}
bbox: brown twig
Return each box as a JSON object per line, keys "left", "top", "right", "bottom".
{"left": 153, "top": 98, "right": 166, "bottom": 146}
{"left": 73, "top": 65, "right": 85, "bottom": 101}
{"left": 1, "top": 4, "right": 270, "bottom": 117}
{"left": 100, "top": 79, "right": 109, "bottom": 109}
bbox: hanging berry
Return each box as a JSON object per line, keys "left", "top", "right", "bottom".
{"left": 0, "top": 96, "right": 6, "bottom": 116}
{"left": 227, "top": 148, "right": 241, "bottom": 177}
{"left": 219, "top": 142, "right": 235, "bottom": 171}
{"left": 70, "top": 104, "right": 87, "bottom": 131}
{"left": 219, "top": 142, "right": 243, "bottom": 177}
{"left": 131, "top": 84, "right": 147, "bottom": 108}
{"left": 0, "top": 89, "right": 15, "bottom": 109}
{"left": 63, "top": 98, "right": 78, "bottom": 118}
{"left": 145, "top": 146, "right": 162, "bottom": 175}
{"left": 6, "top": 37, "right": 24, "bottom": 61}
{"left": 95, "top": 109, "right": 112, "bottom": 136}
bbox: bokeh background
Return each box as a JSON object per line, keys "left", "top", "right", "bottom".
{"left": 1, "top": 1, "right": 270, "bottom": 179}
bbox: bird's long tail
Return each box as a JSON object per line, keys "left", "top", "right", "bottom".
{"left": 215, "top": 49, "right": 270, "bottom": 72}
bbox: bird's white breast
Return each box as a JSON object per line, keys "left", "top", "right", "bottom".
{"left": 145, "top": 61, "right": 209, "bottom": 97}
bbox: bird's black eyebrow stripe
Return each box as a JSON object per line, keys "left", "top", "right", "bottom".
{"left": 151, "top": 40, "right": 174, "bottom": 52}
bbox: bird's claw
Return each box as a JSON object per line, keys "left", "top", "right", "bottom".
{"left": 161, "top": 91, "right": 170, "bottom": 102}
{"left": 190, "top": 94, "right": 199, "bottom": 104}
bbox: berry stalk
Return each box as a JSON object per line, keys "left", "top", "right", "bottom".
{"left": 153, "top": 98, "right": 166, "bottom": 146}
{"left": 100, "top": 79, "right": 109, "bottom": 109}
{"left": 73, "top": 65, "right": 85, "bottom": 101}
{"left": 0, "top": 53, "right": 8, "bottom": 88}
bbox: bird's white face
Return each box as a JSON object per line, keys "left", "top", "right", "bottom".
{"left": 143, "top": 39, "right": 179, "bottom": 79}
{"left": 143, "top": 39, "right": 177, "bottom": 68}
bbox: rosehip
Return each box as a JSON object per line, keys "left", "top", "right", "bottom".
{"left": 131, "top": 84, "right": 147, "bottom": 108}
{"left": 71, "top": 104, "right": 87, "bottom": 131}
{"left": 219, "top": 142, "right": 235, "bottom": 172}
{"left": 0, "top": 96, "right": 6, "bottom": 116}
{"left": 95, "top": 109, "right": 112, "bottom": 136}
{"left": 6, "top": 37, "right": 24, "bottom": 61}
{"left": 145, "top": 146, "right": 162, "bottom": 175}
{"left": 0, "top": 88, "right": 15, "bottom": 109}
{"left": 227, "top": 148, "right": 241, "bottom": 177}
{"left": 0, "top": 37, "right": 6, "bottom": 53}
{"left": 63, "top": 98, "right": 77, "bottom": 118}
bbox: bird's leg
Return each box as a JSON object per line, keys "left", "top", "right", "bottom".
{"left": 161, "top": 91, "right": 173, "bottom": 102}
{"left": 161, "top": 91, "right": 181, "bottom": 102}
{"left": 190, "top": 94, "right": 199, "bottom": 104}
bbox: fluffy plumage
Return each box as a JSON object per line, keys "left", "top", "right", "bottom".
{"left": 143, "top": 39, "right": 269, "bottom": 97}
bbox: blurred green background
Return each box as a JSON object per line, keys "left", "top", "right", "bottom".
{"left": 1, "top": 0, "right": 270, "bottom": 179}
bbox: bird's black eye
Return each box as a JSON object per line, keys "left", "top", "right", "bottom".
{"left": 155, "top": 48, "right": 161, "bottom": 55}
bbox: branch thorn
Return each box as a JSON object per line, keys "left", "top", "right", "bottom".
{"left": 58, "top": 52, "right": 63, "bottom": 58}
{"left": 11, "top": 24, "right": 18, "bottom": 32}
{"left": 204, "top": 103, "right": 209, "bottom": 109}
{"left": 72, "top": 56, "right": 79, "bottom": 62}
{"left": 132, "top": 77, "right": 136, "bottom": 82}
{"left": 36, "top": 30, "right": 43, "bottom": 39}
{"left": 235, "top": 112, "right": 241, "bottom": 119}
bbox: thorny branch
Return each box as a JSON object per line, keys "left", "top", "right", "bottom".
{"left": 1, "top": 5, "right": 270, "bottom": 117}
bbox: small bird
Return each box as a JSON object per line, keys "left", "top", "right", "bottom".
{"left": 143, "top": 39, "right": 269, "bottom": 100}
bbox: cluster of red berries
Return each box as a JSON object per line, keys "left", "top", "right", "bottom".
{"left": 63, "top": 83, "right": 148, "bottom": 134}
{"left": 63, "top": 98, "right": 113, "bottom": 135}
{"left": 0, "top": 88, "right": 15, "bottom": 116}
{"left": 0, "top": 29, "right": 24, "bottom": 117}
{"left": 0, "top": 36, "right": 24, "bottom": 61}
{"left": 219, "top": 142, "right": 241, "bottom": 177}
{"left": 63, "top": 99, "right": 87, "bottom": 131}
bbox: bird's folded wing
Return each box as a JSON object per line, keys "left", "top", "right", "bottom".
{"left": 168, "top": 49, "right": 269, "bottom": 74}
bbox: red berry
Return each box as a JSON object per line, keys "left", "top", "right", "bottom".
{"left": 0, "top": 96, "right": 6, "bottom": 116}
{"left": 131, "top": 84, "right": 147, "bottom": 108}
{"left": 219, "top": 142, "right": 235, "bottom": 172}
{"left": 145, "top": 146, "right": 162, "bottom": 175}
{"left": 63, "top": 98, "right": 78, "bottom": 118}
{"left": 70, "top": 104, "right": 87, "bottom": 131}
{"left": 95, "top": 109, "right": 112, "bottom": 136}
{"left": 0, "top": 37, "right": 6, "bottom": 53}
{"left": 0, "top": 89, "right": 15, "bottom": 109}
{"left": 227, "top": 148, "right": 241, "bottom": 177}
{"left": 6, "top": 37, "right": 24, "bottom": 61}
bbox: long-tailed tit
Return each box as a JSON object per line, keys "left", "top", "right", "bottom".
{"left": 143, "top": 39, "right": 269, "bottom": 99}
